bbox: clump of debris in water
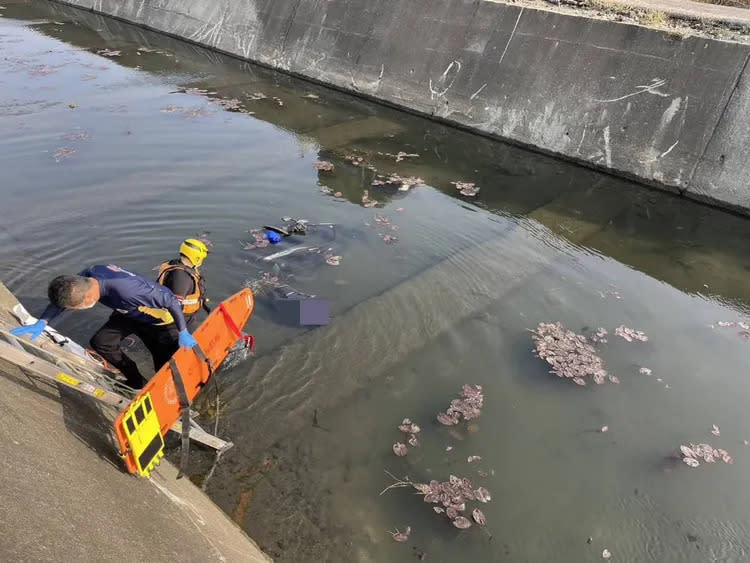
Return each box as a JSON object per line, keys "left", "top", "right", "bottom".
{"left": 451, "top": 181, "right": 480, "bottom": 197}
{"left": 384, "top": 384, "right": 490, "bottom": 540}
{"left": 436, "top": 384, "right": 484, "bottom": 426}
{"left": 392, "top": 417, "right": 421, "bottom": 456}
{"left": 532, "top": 322, "right": 614, "bottom": 386}
{"left": 678, "top": 442, "right": 733, "bottom": 467}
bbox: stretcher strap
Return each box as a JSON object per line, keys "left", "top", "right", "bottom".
{"left": 168, "top": 357, "right": 192, "bottom": 479}
{"left": 192, "top": 343, "right": 215, "bottom": 385}
{"left": 218, "top": 303, "right": 243, "bottom": 339}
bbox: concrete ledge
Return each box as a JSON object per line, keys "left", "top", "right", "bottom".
{"left": 0, "top": 362, "right": 271, "bottom": 562}
{"left": 49, "top": 0, "right": 750, "bottom": 214}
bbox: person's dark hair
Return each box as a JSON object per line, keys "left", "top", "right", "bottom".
{"left": 48, "top": 275, "right": 91, "bottom": 308}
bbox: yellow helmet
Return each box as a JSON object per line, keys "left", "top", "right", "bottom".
{"left": 180, "top": 238, "right": 209, "bottom": 267}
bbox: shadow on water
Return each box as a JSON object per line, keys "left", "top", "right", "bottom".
{"left": 4, "top": 2, "right": 750, "bottom": 562}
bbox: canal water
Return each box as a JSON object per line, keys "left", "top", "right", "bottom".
{"left": 2, "top": 2, "right": 750, "bottom": 561}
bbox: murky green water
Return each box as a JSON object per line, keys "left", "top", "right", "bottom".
{"left": 3, "top": 2, "right": 750, "bottom": 562}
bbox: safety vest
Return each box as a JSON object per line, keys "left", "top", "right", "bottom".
{"left": 156, "top": 262, "right": 204, "bottom": 316}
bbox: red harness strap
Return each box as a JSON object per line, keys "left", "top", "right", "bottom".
{"left": 218, "top": 303, "right": 243, "bottom": 339}
{"left": 218, "top": 303, "right": 255, "bottom": 353}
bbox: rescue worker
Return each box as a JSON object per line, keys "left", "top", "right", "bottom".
{"left": 9, "top": 264, "right": 198, "bottom": 389}
{"left": 148, "top": 238, "right": 210, "bottom": 367}
{"left": 156, "top": 238, "right": 210, "bottom": 331}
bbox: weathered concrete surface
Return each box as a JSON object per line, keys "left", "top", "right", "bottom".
{"left": 51, "top": 0, "right": 750, "bottom": 214}
{"left": 0, "top": 362, "right": 271, "bottom": 562}
{"left": 690, "top": 55, "right": 750, "bottom": 210}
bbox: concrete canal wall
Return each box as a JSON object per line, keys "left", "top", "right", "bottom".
{"left": 54, "top": 0, "right": 750, "bottom": 214}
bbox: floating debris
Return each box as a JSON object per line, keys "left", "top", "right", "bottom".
{"left": 160, "top": 105, "right": 215, "bottom": 119}
{"left": 683, "top": 457, "right": 700, "bottom": 468}
{"left": 408, "top": 475, "right": 490, "bottom": 528}
{"left": 272, "top": 96, "right": 284, "bottom": 106}
{"left": 211, "top": 97, "right": 243, "bottom": 110}
{"left": 97, "top": 48, "right": 121, "bottom": 57}
{"left": 717, "top": 321, "right": 736, "bottom": 328}
{"left": 245, "top": 92, "right": 268, "bottom": 101}
{"left": 60, "top": 131, "right": 90, "bottom": 141}
{"left": 137, "top": 46, "right": 157, "bottom": 53}
{"left": 532, "top": 322, "right": 610, "bottom": 385}
{"left": 398, "top": 417, "right": 421, "bottom": 449}
{"left": 325, "top": 254, "right": 341, "bottom": 266}
{"left": 398, "top": 418, "right": 421, "bottom": 435}
{"left": 602, "top": 549, "right": 612, "bottom": 560}
{"left": 467, "top": 456, "right": 481, "bottom": 463}
{"left": 302, "top": 93, "right": 320, "bottom": 99}
{"left": 361, "top": 190, "right": 378, "bottom": 208}
{"left": 377, "top": 150, "right": 420, "bottom": 163}
{"left": 711, "top": 424, "right": 721, "bottom": 437}
{"left": 471, "top": 508, "right": 486, "bottom": 526}
{"left": 372, "top": 173, "right": 424, "bottom": 191}
{"left": 345, "top": 154, "right": 366, "bottom": 166}
{"left": 445, "top": 446, "right": 453, "bottom": 452}
{"left": 313, "top": 160, "right": 335, "bottom": 172}
{"left": 451, "top": 181, "right": 480, "bottom": 197}
{"left": 54, "top": 147, "right": 75, "bottom": 162}
{"left": 639, "top": 367, "right": 652, "bottom": 376}
{"left": 81, "top": 74, "right": 97, "bottom": 81}
{"left": 393, "top": 443, "right": 408, "bottom": 457}
{"left": 333, "top": 191, "right": 343, "bottom": 198}
{"left": 679, "top": 442, "right": 733, "bottom": 468}
{"left": 591, "top": 327, "right": 608, "bottom": 344}
{"left": 600, "top": 426, "right": 609, "bottom": 433}
{"left": 614, "top": 325, "right": 648, "bottom": 342}
{"left": 436, "top": 384, "right": 484, "bottom": 426}
{"left": 396, "top": 207, "right": 404, "bottom": 212}
{"left": 395, "top": 151, "right": 419, "bottom": 162}
{"left": 452, "top": 516, "right": 472, "bottom": 529}
{"left": 389, "top": 526, "right": 411, "bottom": 542}
{"left": 184, "top": 87, "right": 217, "bottom": 97}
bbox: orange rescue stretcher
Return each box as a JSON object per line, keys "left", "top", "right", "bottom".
{"left": 114, "top": 288, "right": 254, "bottom": 477}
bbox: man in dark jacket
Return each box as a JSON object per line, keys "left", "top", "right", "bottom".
{"left": 10, "top": 264, "right": 198, "bottom": 388}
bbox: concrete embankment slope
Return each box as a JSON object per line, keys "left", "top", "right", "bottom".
{"left": 53, "top": 0, "right": 750, "bottom": 214}
{"left": 0, "top": 359, "right": 270, "bottom": 561}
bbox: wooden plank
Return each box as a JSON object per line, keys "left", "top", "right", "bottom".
{"left": 173, "top": 419, "right": 233, "bottom": 452}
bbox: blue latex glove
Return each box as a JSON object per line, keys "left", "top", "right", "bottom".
{"left": 265, "top": 230, "right": 282, "bottom": 244}
{"left": 10, "top": 320, "right": 47, "bottom": 341}
{"left": 178, "top": 329, "right": 198, "bottom": 350}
